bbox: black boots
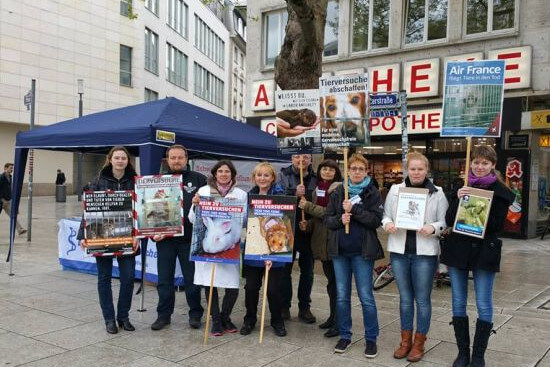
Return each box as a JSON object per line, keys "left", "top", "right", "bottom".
{"left": 471, "top": 319, "right": 494, "bottom": 367}
{"left": 451, "top": 316, "right": 470, "bottom": 367}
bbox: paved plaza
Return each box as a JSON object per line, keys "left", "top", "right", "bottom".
{"left": 1, "top": 196, "right": 550, "bottom": 367}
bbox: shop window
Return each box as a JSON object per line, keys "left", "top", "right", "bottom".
{"left": 404, "top": 0, "right": 447, "bottom": 44}
{"left": 466, "top": 0, "right": 517, "bottom": 35}
{"left": 263, "top": 9, "right": 288, "bottom": 66}
{"left": 324, "top": 0, "right": 339, "bottom": 57}
{"left": 352, "top": 0, "right": 390, "bottom": 52}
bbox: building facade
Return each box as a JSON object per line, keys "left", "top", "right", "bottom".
{"left": 245, "top": 0, "right": 550, "bottom": 238}
{"left": 0, "top": 0, "right": 239, "bottom": 195}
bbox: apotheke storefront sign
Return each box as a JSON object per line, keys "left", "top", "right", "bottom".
{"left": 251, "top": 46, "right": 531, "bottom": 111}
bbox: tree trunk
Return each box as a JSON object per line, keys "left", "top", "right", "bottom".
{"left": 274, "top": 0, "right": 328, "bottom": 90}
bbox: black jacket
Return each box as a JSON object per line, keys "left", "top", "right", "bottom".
{"left": 156, "top": 168, "right": 206, "bottom": 246}
{"left": 56, "top": 172, "right": 66, "bottom": 185}
{"left": 440, "top": 180, "right": 514, "bottom": 272}
{"left": 77, "top": 165, "right": 137, "bottom": 243}
{"left": 0, "top": 172, "right": 11, "bottom": 201}
{"left": 324, "top": 181, "right": 385, "bottom": 260}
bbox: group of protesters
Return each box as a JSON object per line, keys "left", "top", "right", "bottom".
{"left": 79, "top": 143, "right": 514, "bottom": 367}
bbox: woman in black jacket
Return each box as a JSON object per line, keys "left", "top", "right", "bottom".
{"left": 77, "top": 146, "right": 139, "bottom": 334}
{"left": 441, "top": 145, "right": 514, "bottom": 367}
{"left": 325, "top": 153, "right": 384, "bottom": 358}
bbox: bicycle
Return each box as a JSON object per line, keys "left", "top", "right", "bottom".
{"left": 373, "top": 263, "right": 395, "bottom": 290}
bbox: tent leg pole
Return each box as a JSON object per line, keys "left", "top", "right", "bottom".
{"left": 8, "top": 232, "right": 15, "bottom": 276}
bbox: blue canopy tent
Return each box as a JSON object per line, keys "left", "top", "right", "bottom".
{"left": 7, "top": 97, "right": 283, "bottom": 276}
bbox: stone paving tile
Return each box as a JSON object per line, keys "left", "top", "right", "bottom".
{"left": 422, "top": 341, "right": 539, "bottom": 367}
{"left": 499, "top": 315, "right": 550, "bottom": 337}
{"left": 21, "top": 342, "right": 146, "bottom": 367}
{"left": 31, "top": 277, "right": 98, "bottom": 295}
{"left": 105, "top": 320, "right": 229, "bottom": 362}
{"left": 52, "top": 302, "right": 105, "bottom": 323}
{"left": 180, "top": 335, "right": 301, "bottom": 367}
{"left": 0, "top": 331, "right": 66, "bottom": 366}
{"left": 264, "top": 346, "right": 386, "bottom": 367}
{"left": 10, "top": 290, "right": 96, "bottom": 313}
{"left": 0, "top": 299, "right": 32, "bottom": 318}
{"left": 0, "top": 309, "right": 82, "bottom": 337}
{"left": 488, "top": 327, "right": 550, "bottom": 359}
{"left": 33, "top": 319, "right": 136, "bottom": 350}
{"left": 122, "top": 355, "right": 182, "bottom": 367}
{"left": 0, "top": 273, "right": 60, "bottom": 286}
{"left": 0, "top": 283, "right": 50, "bottom": 301}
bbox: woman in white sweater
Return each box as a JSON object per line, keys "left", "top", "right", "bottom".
{"left": 382, "top": 152, "right": 448, "bottom": 362}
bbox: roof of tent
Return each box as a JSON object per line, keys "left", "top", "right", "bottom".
{"left": 15, "top": 97, "right": 282, "bottom": 160}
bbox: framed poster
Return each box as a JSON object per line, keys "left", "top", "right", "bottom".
{"left": 452, "top": 187, "right": 494, "bottom": 239}
{"left": 441, "top": 60, "right": 505, "bottom": 137}
{"left": 319, "top": 74, "right": 369, "bottom": 147}
{"left": 134, "top": 175, "right": 184, "bottom": 238}
{"left": 244, "top": 195, "right": 296, "bottom": 263}
{"left": 275, "top": 89, "right": 323, "bottom": 155}
{"left": 83, "top": 191, "right": 135, "bottom": 256}
{"left": 190, "top": 196, "right": 247, "bottom": 264}
{"left": 394, "top": 187, "right": 429, "bottom": 230}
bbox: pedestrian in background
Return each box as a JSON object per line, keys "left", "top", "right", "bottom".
{"left": 55, "top": 169, "right": 66, "bottom": 185}
{"left": 0, "top": 163, "right": 26, "bottom": 235}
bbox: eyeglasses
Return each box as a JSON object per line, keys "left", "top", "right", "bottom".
{"left": 349, "top": 166, "right": 366, "bottom": 172}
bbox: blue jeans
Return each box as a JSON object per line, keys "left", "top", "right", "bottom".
{"left": 156, "top": 241, "right": 203, "bottom": 320}
{"left": 96, "top": 255, "right": 135, "bottom": 322}
{"left": 448, "top": 266, "right": 496, "bottom": 322}
{"left": 390, "top": 253, "right": 438, "bottom": 334}
{"left": 332, "top": 254, "right": 379, "bottom": 341}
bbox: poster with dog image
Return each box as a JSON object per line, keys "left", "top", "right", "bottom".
{"left": 244, "top": 195, "right": 296, "bottom": 263}
{"left": 275, "top": 89, "right": 322, "bottom": 155}
{"left": 134, "top": 175, "right": 184, "bottom": 238}
{"left": 83, "top": 191, "right": 135, "bottom": 256}
{"left": 441, "top": 60, "right": 505, "bottom": 137}
{"left": 319, "top": 74, "right": 369, "bottom": 147}
{"left": 190, "top": 196, "right": 247, "bottom": 264}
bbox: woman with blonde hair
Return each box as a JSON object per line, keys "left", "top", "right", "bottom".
{"left": 382, "top": 152, "right": 448, "bottom": 362}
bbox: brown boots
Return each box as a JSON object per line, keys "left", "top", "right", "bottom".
{"left": 393, "top": 330, "right": 413, "bottom": 358}
{"left": 394, "top": 330, "right": 427, "bottom": 362}
{"left": 407, "top": 332, "right": 427, "bottom": 362}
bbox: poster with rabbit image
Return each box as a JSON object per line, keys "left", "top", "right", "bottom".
{"left": 244, "top": 195, "right": 296, "bottom": 263}
{"left": 394, "top": 187, "right": 429, "bottom": 230}
{"left": 190, "top": 196, "right": 247, "bottom": 264}
{"left": 83, "top": 191, "right": 135, "bottom": 256}
{"left": 134, "top": 175, "right": 184, "bottom": 238}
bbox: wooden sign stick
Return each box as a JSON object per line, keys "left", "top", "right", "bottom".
{"left": 259, "top": 264, "right": 271, "bottom": 344}
{"left": 299, "top": 159, "right": 305, "bottom": 222}
{"left": 203, "top": 263, "right": 217, "bottom": 345}
{"left": 464, "top": 137, "right": 472, "bottom": 186}
{"left": 343, "top": 148, "right": 349, "bottom": 234}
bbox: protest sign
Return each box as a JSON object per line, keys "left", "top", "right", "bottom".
{"left": 190, "top": 196, "right": 247, "bottom": 264}
{"left": 441, "top": 60, "right": 505, "bottom": 137}
{"left": 244, "top": 195, "right": 296, "bottom": 263}
{"left": 394, "top": 187, "right": 429, "bottom": 230}
{"left": 275, "top": 89, "right": 322, "bottom": 155}
{"left": 134, "top": 175, "right": 184, "bottom": 238}
{"left": 453, "top": 188, "right": 494, "bottom": 239}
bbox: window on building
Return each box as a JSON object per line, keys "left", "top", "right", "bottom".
{"left": 194, "top": 63, "right": 224, "bottom": 108}
{"left": 324, "top": 0, "right": 339, "bottom": 57}
{"left": 466, "top": 0, "right": 516, "bottom": 35}
{"left": 264, "top": 9, "right": 288, "bottom": 66}
{"left": 120, "top": 0, "right": 132, "bottom": 17}
{"left": 166, "top": 43, "right": 188, "bottom": 89}
{"left": 145, "top": 88, "right": 158, "bottom": 101}
{"left": 145, "top": 0, "right": 159, "bottom": 15}
{"left": 144, "top": 28, "right": 159, "bottom": 74}
{"left": 352, "top": 0, "right": 390, "bottom": 52}
{"left": 194, "top": 15, "right": 225, "bottom": 68}
{"left": 167, "top": 0, "right": 188, "bottom": 37}
{"left": 404, "top": 0, "right": 448, "bottom": 44}
{"left": 119, "top": 44, "right": 132, "bottom": 86}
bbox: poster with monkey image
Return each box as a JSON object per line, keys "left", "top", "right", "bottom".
{"left": 244, "top": 195, "right": 296, "bottom": 263}
{"left": 190, "top": 196, "right": 247, "bottom": 264}
{"left": 441, "top": 60, "right": 505, "bottom": 137}
{"left": 83, "top": 190, "right": 135, "bottom": 256}
{"left": 134, "top": 175, "right": 184, "bottom": 238}
{"left": 275, "top": 89, "right": 322, "bottom": 155}
{"left": 319, "top": 74, "right": 369, "bottom": 148}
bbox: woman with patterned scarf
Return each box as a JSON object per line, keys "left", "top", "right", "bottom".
{"left": 325, "top": 153, "right": 384, "bottom": 359}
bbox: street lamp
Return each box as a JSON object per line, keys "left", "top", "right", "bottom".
{"left": 77, "top": 79, "right": 84, "bottom": 201}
